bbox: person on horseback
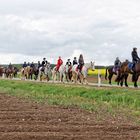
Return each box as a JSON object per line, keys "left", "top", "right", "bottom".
{"left": 27, "top": 62, "right": 30, "bottom": 67}
{"left": 66, "top": 59, "right": 72, "bottom": 73}
{"left": 56, "top": 56, "right": 63, "bottom": 71}
{"left": 42, "top": 58, "right": 47, "bottom": 67}
{"left": 37, "top": 61, "right": 41, "bottom": 69}
{"left": 78, "top": 54, "right": 84, "bottom": 73}
{"left": 114, "top": 57, "right": 121, "bottom": 74}
{"left": 30, "top": 62, "right": 35, "bottom": 68}
{"left": 8, "top": 62, "right": 13, "bottom": 70}
{"left": 131, "top": 48, "right": 140, "bottom": 71}
{"left": 73, "top": 57, "right": 78, "bottom": 65}
{"left": 22, "top": 62, "right": 27, "bottom": 68}
{"left": 66, "top": 59, "right": 72, "bottom": 67}
{"left": 41, "top": 58, "right": 48, "bottom": 72}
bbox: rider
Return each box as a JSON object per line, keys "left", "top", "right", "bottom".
{"left": 66, "top": 59, "right": 72, "bottom": 73}
{"left": 78, "top": 54, "right": 84, "bottom": 73}
{"left": 73, "top": 57, "right": 78, "bottom": 65}
{"left": 66, "top": 59, "right": 72, "bottom": 67}
{"left": 131, "top": 47, "right": 140, "bottom": 70}
{"left": 41, "top": 58, "right": 47, "bottom": 72}
{"left": 30, "top": 62, "right": 35, "bottom": 68}
{"left": 27, "top": 62, "right": 30, "bottom": 67}
{"left": 42, "top": 58, "right": 47, "bottom": 67}
{"left": 8, "top": 62, "right": 13, "bottom": 69}
{"left": 114, "top": 57, "right": 121, "bottom": 75}
{"left": 37, "top": 61, "right": 41, "bottom": 69}
{"left": 22, "top": 62, "right": 27, "bottom": 68}
{"left": 56, "top": 56, "right": 63, "bottom": 71}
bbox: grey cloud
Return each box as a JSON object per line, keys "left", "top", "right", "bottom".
{"left": 0, "top": 0, "right": 140, "bottom": 65}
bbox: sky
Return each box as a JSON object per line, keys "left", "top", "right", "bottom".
{"left": 0, "top": 0, "right": 140, "bottom": 65}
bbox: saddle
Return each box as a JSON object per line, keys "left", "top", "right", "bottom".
{"left": 128, "top": 62, "right": 134, "bottom": 72}
{"left": 113, "top": 67, "right": 119, "bottom": 73}
{"left": 76, "top": 65, "right": 83, "bottom": 73}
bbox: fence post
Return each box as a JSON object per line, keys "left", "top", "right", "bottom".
{"left": 98, "top": 69, "right": 101, "bottom": 87}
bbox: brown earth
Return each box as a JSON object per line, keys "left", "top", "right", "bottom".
{"left": 0, "top": 93, "right": 140, "bottom": 140}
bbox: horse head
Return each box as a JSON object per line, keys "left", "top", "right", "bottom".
{"left": 84, "top": 61, "right": 95, "bottom": 71}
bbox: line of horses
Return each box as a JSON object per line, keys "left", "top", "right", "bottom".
{"left": 0, "top": 61, "right": 95, "bottom": 84}
{"left": 105, "top": 60, "right": 140, "bottom": 87}
{"left": 0, "top": 60, "right": 140, "bottom": 87}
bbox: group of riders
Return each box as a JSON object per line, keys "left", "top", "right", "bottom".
{"left": 114, "top": 47, "right": 140, "bottom": 74}
{"left": 20, "top": 54, "right": 85, "bottom": 73}
{"left": 5, "top": 54, "right": 85, "bottom": 78}
{"left": 5, "top": 47, "right": 140, "bottom": 82}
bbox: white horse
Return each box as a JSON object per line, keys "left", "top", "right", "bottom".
{"left": 38, "top": 64, "right": 52, "bottom": 81}
{"left": 71, "top": 61, "right": 95, "bottom": 84}
{"left": 52, "top": 64, "right": 66, "bottom": 82}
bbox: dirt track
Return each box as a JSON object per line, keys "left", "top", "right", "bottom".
{"left": 0, "top": 93, "right": 140, "bottom": 140}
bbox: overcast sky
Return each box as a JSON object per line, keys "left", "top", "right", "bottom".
{"left": 0, "top": 0, "right": 140, "bottom": 65}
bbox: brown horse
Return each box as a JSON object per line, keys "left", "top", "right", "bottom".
{"left": 29, "top": 66, "right": 39, "bottom": 80}
{"left": 0, "top": 67, "right": 5, "bottom": 77}
{"left": 119, "top": 60, "right": 140, "bottom": 87}
{"left": 4, "top": 67, "right": 15, "bottom": 78}
{"left": 21, "top": 66, "right": 31, "bottom": 80}
{"left": 133, "top": 61, "right": 140, "bottom": 87}
{"left": 105, "top": 66, "right": 120, "bottom": 85}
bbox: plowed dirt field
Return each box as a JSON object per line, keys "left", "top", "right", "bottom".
{"left": 0, "top": 93, "right": 140, "bottom": 140}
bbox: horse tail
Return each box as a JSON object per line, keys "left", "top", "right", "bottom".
{"left": 105, "top": 67, "right": 108, "bottom": 80}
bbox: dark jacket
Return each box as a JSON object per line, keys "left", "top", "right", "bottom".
{"left": 22, "top": 63, "right": 27, "bottom": 68}
{"left": 78, "top": 58, "right": 84, "bottom": 66}
{"left": 37, "top": 63, "right": 41, "bottom": 69}
{"left": 66, "top": 61, "right": 71, "bottom": 66}
{"left": 30, "top": 63, "right": 35, "bottom": 68}
{"left": 73, "top": 60, "right": 78, "bottom": 65}
{"left": 42, "top": 60, "right": 47, "bottom": 66}
{"left": 114, "top": 59, "right": 121, "bottom": 67}
{"left": 132, "top": 50, "right": 140, "bottom": 63}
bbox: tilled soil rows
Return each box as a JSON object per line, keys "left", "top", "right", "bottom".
{"left": 0, "top": 93, "right": 140, "bottom": 140}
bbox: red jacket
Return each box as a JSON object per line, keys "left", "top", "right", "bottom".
{"left": 57, "top": 58, "right": 63, "bottom": 67}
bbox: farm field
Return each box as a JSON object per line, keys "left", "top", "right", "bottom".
{"left": 88, "top": 68, "right": 140, "bottom": 86}
{"left": 0, "top": 79, "right": 140, "bottom": 140}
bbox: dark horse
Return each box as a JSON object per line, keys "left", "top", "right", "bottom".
{"left": 119, "top": 60, "right": 140, "bottom": 87}
{"left": 4, "top": 66, "right": 19, "bottom": 78}
{"left": 133, "top": 61, "right": 140, "bottom": 87}
{"left": 29, "top": 66, "right": 39, "bottom": 80}
{"left": 13, "top": 67, "right": 19, "bottom": 78}
{"left": 105, "top": 66, "right": 121, "bottom": 85}
{"left": 4, "top": 67, "right": 14, "bottom": 78}
{"left": 0, "top": 67, "right": 4, "bottom": 77}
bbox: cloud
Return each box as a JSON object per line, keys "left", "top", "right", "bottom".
{"left": 0, "top": 0, "right": 140, "bottom": 65}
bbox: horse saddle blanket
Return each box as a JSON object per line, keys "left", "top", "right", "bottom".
{"left": 113, "top": 67, "right": 118, "bottom": 73}
{"left": 128, "top": 62, "right": 133, "bottom": 70}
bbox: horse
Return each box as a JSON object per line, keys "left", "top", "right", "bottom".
{"left": 52, "top": 64, "right": 66, "bottom": 82}
{"left": 71, "top": 61, "right": 95, "bottom": 84}
{"left": 65, "top": 65, "right": 72, "bottom": 82}
{"left": 133, "top": 60, "right": 140, "bottom": 87}
{"left": 105, "top": 66, "right": 121, "bottom": 85}
{"left": 0, "top": 67, "right": 5, "bottom": 77}
{"left": 119, "top": 60, "right": 140, "bottom": 87}
{"left": 13, "top": 66, "right": 19, "bottom": 78}
{"left": 28, "top": 66, "right": 39, "bottom": 80}
{"left": 4, "top": 67, "right": 15, "bottom": 79}
{"left": 20, "top": 66, "right": 31, "bottom": 80}
{"left": 38, "top": 64, "right": 52, "bottom": 81}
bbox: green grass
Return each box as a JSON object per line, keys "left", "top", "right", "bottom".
{"left": 0, "top": 79, "right": 140, "bottom": 120}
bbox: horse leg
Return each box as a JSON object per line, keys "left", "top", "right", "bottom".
{"left": 134, "top": 81, "right": 138, "bottom": 88}
{"left": 108, "top": 74, "right": 113, "bottom": 85}
{"left": 134, "top": 74, "right": 139, "bottom": 88}
{"left": 124, "top": 74, "right": 128, "bottom": 87}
